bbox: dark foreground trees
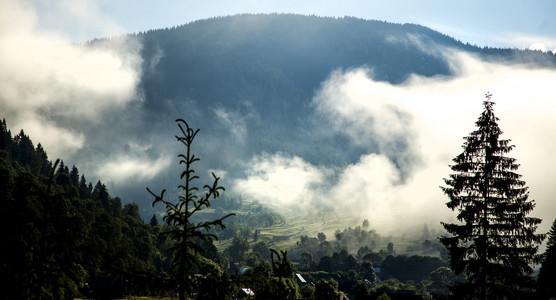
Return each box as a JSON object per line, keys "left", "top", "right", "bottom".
{"left": 537, "top": 217, "right": 556, "bottom": 299}
{"left": 1, "top": 119, "right": 162, "bottom": 299}
{"left": 1, "top": 158, "right": 87, "bottom": 299}
{"left": 147, "top": 119, "right": 234, "bottom": 300}
{"left": 440, "top": 93, "right": 544, "bottom": 299}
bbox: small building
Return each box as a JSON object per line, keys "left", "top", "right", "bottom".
{"left": 238, "top": 287, "right": 255, "bottom": 298}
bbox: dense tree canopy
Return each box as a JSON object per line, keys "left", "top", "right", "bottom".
{"left": 0, "top": 120, "right": 162, "bottom": 299}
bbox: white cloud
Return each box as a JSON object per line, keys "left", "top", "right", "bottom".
{"left": 208, "top": 168, "right": 228, "bottom": 180}
{"left": 236, "top": 48, "right": 556, "bottom": 234}
{"left": 0, "top": 0, "right": 142, "bottom": 160}
{"left": 15, "top": 117, "right": 86, "bottom": 157}
{"left": 313, "top": 67, "right": 417, "bottom": 168}
{"left": 233, "top": 153, "right": 331, "bottom": 210}
{"left": 95, "top": 153, "right": 172, "bottom": 185}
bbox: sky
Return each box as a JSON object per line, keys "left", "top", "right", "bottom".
{"left": 28, "top": 0, "right": 556, "bottom": 51}
{"left": 2, "top": 0, "right": 556, "bottom": 235}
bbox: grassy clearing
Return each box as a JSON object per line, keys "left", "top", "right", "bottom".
{"left": 215, "top": 210, "right": 362, "bottom": 251}
{"left": 215, "top": 209, "right": 431, "bottom": 257}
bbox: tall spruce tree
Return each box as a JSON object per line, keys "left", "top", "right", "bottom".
{"left": 439, "top": 93, "right": 544, "bottom": 299}
{"left": 147, "top": 119, "right": 234, "bottom": 300}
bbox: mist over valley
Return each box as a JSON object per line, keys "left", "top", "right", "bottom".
{"left": 3, "top": 13, "right": 556, "bottom": 238}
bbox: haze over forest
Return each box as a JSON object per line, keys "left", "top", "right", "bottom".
{"left": 2, "top": 11, "right": 556, "bottom": 237}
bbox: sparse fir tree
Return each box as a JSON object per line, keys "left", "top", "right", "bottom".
{"left": 440, "top": 93, "right": 544, "bottom": 299}
{"left": 147, "top": 119, "right": 234, "bottom": 300}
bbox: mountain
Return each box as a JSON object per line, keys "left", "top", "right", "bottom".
{"left": 74, "top": 14, "right": 556, "bottom": 218}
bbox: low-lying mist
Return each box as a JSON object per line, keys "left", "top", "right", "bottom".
{"left": 233, "top": 49, "right": 556, "bottom": 235}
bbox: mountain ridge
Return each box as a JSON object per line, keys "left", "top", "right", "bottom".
{"left": 49, "top": 14, "right": 556, "bottom": 218}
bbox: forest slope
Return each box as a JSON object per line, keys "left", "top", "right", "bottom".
{"left": 38, "top": 14, "right": 556, "bottom": 218}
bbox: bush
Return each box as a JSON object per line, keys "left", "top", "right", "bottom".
{"left": 315, "top": 278, "right": 342, "bottom": 300}
{"left": 254, "top": 277, "right": 300, "bottom": 300}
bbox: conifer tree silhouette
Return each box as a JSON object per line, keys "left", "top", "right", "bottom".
{"left": 440, "top": 93, "right": 544, "bottom": 299}
{"left": 147, "top": 119, "right": 234, "bottom": 300}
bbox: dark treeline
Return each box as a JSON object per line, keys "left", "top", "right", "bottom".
{"left": 0, "top": 119, "right": 168, "bottom": 298}
{"left": 0, "top": 118, "right": 453, "bottom": 299}
{"left": 2, "top": 116, "right": 556, "bottom": 299}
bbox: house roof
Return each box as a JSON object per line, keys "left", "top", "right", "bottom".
{"left": 296, "top": 273, "right": 306, "bottom": 283}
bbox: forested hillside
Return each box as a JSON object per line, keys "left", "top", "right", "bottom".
{"left": 5, "top": 115, "right": 555, "bottom": 299}
{"left": 78, "top": 14, "right": 556, "bottom": 215}
{"left": 133, "top": 13, "right": 555, "bottom": 164}
{"left": 0, "top": 120, "right": 470, "bottom": 299}
{"left": 0, "top": 119, "right": 166, "bottom": 298}
{"left": 0, "top": 118, "right": 454, "bottom": 298}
